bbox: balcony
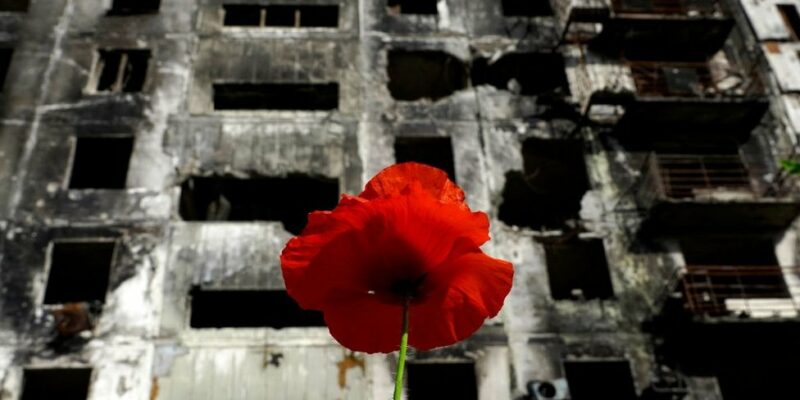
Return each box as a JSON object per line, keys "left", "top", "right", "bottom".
{"left": 681, "top": 266, "right": 800, "bottom": 319}
{"left": 556, "top": 0, "right": 732, "bottom": 59}
{"left": 635, "top": 154, "right": 800, "bottom": 235}
{"left": 581, "top": 60, "right": 768, "bottom": 141}
{"left": 652, "top": 264, "right": 800, "bottom": 399}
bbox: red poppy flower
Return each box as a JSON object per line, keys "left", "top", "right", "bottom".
{"left": 280, "top": 163, "right": 514, "bottom": 353}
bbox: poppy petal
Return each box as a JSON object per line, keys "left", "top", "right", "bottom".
{"left": 410, "top": 251, "right": 514, "bottom": 350}
{"left": 281, "top": 185, "right": 490, "bottom": 311}
{"left": 280, "top": 162, "right": 515, "bottom": 354}
{"left": 322, "top": 292, "right": 403, "bottom": 353}
{"left": 361, "top": 162, "right": 466, "bottom": 207}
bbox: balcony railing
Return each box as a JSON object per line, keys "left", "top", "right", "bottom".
{"left": 655, "top": 154, "right": 754, "bottom": 199}
{"left": 628, "top": 61, "right": 763, "bottom": 98}
{"left": 611, "top": 0, "right": 720, "bottom": 15}
{"left": 639, "top": 153, "right": 759, "bottom": 202}
{"left": 681, "top": 266, "right": 800, "bottom": 318}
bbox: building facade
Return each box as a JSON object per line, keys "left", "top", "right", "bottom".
{"left": 1, "top": 0, "right": 799, "bottom": 399}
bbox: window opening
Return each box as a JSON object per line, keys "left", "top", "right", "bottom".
{"left": 387, "top": 50, "right": 468, "bottom": 101}
{"left": 107, "top": 0, "right": 160, "bottom": 16}
{"left": 179, "top": 175, "right": 340, "bottom": 234}
{"left": 95, "top": 49, "right": 150, "bottom": 93}
{"left": 394, "top": 136, "right": 456, "bottom": 181}
{"left": 21, "top": 369, "right": 92, "bottom": 400}
{"left": 223, "top": 4, "right": 339, "bottom": 27}
{"left": 501, "top": 0, "right": 553, "bottom": 17}
{"left": 387, "top": 0, "right": 438, "bottom": 15}
{"left": 213, "top": 83, "right": 339, "bottom": 110}
{"left": 472, "top": 53, "right": 569, "bottom": 96}
{"left": 0, "top": 0, "right": 29, "bottom": 12}
{"left": 190, "top": 289, "right": 326, "bottom": 328}
{"left": 407, "top": 362, "right": 478, "bottom": 400}
{"left": 564, "top": 361, "right": 637, "bottom": 400}
{"left": 43, "top": 241, "right": 115, "bottom": 305}
{"left": 68, "top": 136, "right": 134, "bottom": 189}
{"left": 0, "top": 48, "right": 12, "bottom": 91}
{"left": 542, "top": 238, "right": 614, "bottom": 300}
{"left": 498, "top": 139, "right": 589, "bottom": 230}
{"left": 778, "top": 4, "right": 800, "bottom": 41}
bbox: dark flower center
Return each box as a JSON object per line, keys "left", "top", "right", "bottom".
{"left": 390, "top": 274, "right": 427, "bottom": 299}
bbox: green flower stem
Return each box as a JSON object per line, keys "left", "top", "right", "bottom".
{"left": 393, "top": 298, "right": 410, "bottom": 400}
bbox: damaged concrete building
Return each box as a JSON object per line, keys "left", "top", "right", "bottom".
{"left": 2, "top": 0, "right": 800, "bottom": 399}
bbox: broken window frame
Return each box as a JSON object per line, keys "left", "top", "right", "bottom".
{"left": 41, "top": 239, "right": 118, "bottom": 307}
{"left": 221, "top": 4, "right": 340, "bottom": 28}
{"left": 88, "top": 49, "right": 151, "bottom": 94}
{"left": 65, "top": 134, "right": 135, "bottom": 190}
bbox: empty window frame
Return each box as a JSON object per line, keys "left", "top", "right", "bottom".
{"left": 213, "top": 83, "right": 339, "bottom": 111}
{"left": 68, "top": 136, "right": 134, "bottom": 189}
{"left": 179, "top": 175, "right": 339, "bottom": 234}
{"left": 394, "top": 136, "right": 456, "bottom": 181}
{"left": 778, "top": 4, "right": 800, "bottom": 41}
{"left": 43, "top": 241, "right": 115, "bottom": 305}
{"left": 498, "top": 139, "right": 589, "bottom": 230}
{"left": 387, "top": 0, "right": 438, "bottom": 15}
{"left": 0, "top": 48, "right": 12, "bottom": 91}
{"left": 472, "top": 53, "right": 569, "bottom": 96}
{"left": 223, "top": 4, "right": 339, "bottom": 28}
{"left": 501, "top": 0, "right": 553, "bottom": 17}
{"left": 407, "top": 362, "right": 478, "bottom": 400}
{"left": 94, "top": 49, "right": 150, "bottom": 93}
{"left": 387, "top": 50, "right": 468, "bottom": 101}
{"left": 189, "top": 289, "right": 325, "bottom": 328}
{"left": 0, "top": 0, "right": 29, "bottom": 12}
{"left": 542, "top": 238, "right": 614, "bottom": 300}
{"left": 107, "top": 0, "right": 160, "bottom": 16}
{"left": 21, "top": 369, "right": 92, "bottom": 400}
{"left": 564, "top": 361, "right": 637, "bottom": 400}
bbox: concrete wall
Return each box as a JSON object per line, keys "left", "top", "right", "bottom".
{"left": 1, "top": 0, "right": 799, "bottom": 399}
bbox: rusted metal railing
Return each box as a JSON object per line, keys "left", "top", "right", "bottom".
{"left": 610, "top": 0, "right": 720, "bottom": 15}
{"left": 681, "top": 266, "right": 800, "bottom": 317}
{"left": 638, "top": 153, "right": 755, "bottom": 199}
{"left": 628, "top": 60, "right": 763, "bottom": 98}
{"left": 655, "top": 154, "right": 754, "bottom": 198}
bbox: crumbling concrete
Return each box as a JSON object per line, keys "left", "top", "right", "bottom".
{"left": 2, "top": 0, "right": 800, "bottom": 399}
